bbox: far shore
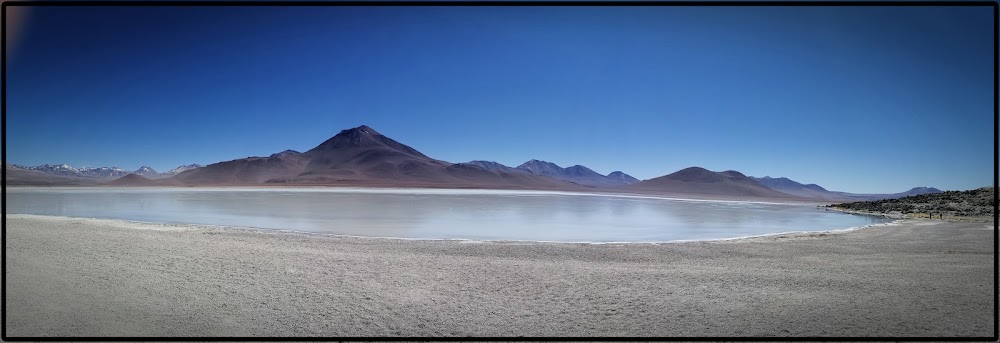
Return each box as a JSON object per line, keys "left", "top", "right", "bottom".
{"left": 826, "top": 206, "right": 994, "bottom": 223}
{"left": 4, "top": 214, "right": 994, "bottom": 337}
{"left": 4, "top": 184, "right": 826, "bottom": 205}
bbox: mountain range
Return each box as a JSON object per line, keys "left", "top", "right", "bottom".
{"left": 749, "top": 176, "right": 942, "bottom": 201}
{"left": 6, "top": 125, "right": 943, "bottom": 202}
{"left": 163, "top": 125, "right": 582, "bottom": 190}
{"left": 458, "top": 160, "right": 639, "bottom": 188}
{"left": 624, "top": 167, "right": 803, "bottom": 199}
{"left": 6, "top": 163, "right": 100, "bottom": 186}
{"left": 6, "top": 163, "right": 203, "bottom": 183}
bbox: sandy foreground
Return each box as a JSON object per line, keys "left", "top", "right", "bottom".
{"left": 4, "top": 214, "right": 995, "bottom": 337}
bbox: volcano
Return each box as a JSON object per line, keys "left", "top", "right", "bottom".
{"left": 169, "top": 125, "right": 582, "bottom": 190}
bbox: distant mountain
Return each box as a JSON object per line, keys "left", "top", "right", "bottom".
{"left": 752, "top": 176, "right": 828, "bottom": 192}
{"left": 13, "top": 164, "right": 83, "bottom": 177}
{"left": 514, "top": 159, "right": 639, "bottom": 187}
{"left": 562, "top": 165, "right": 613, "bottom": 186}
{"left": 9, "top": 163, "right": 130, "bottom": 180}
{"left": 750, "top": 176, "right": 839, "bottom": 200}
{"left": 750, "top": 175, "right": 942, "bottom": 201}
{"left": 79, "top": 166, "right": 131, "bottom": 179}
{"left": 163, "top": 164, "right": 203, "bottom": 176}
{"left": 607, "top": 171, "right": 640, "bottom": 185}
{"left": 5, "top": 163, "right": 99, "bottom": 186}
{"left": 6, "top": 163, "right": 203, "bottom": 183}
{"left": 623, "top": 167, "right": 805, "bottom": 200}
{"left": 460, "top": 160, "right": 526, "bottom": 174}
{"left": 133, "top": 166, "right": 159, "bottom": 178}
{"left": 128, "top": 164, "right": 205, "bottom": 180}
{"left": 563, "top": 165, "right": 603, "bottom": 178}
{"left": 168, "top": 125, "right": 583, "bottom": 190}
{"left": 517, "top": 160, "right": 565, "bottom": 178}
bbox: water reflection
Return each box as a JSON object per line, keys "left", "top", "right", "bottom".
{"left": 5, "top": 188, "right": 891, "bottom": 242}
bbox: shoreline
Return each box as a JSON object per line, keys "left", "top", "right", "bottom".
{"left": 824, "top": 206, "right": 994, "bottom": 223}
{"left": 5, "top": 214, "right": 994, "bottom": 337}
{"left": 823, "top": 206, "right": 907, "bottom": 219}
{"left": 3, "top": 213, "right": 899, "bottom": 245}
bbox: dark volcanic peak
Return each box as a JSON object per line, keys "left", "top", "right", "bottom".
{"left": 354, "top": 125, "right": 381, "bottom": 135}
{"left": 168, "top": 124, "right": 590, "bottom": 189}
{"left": 306, "top": 125, "right": 428, "bottom": 159}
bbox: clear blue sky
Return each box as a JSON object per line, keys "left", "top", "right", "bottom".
{"left": 4, "top": 5, "right": 994, "bottom": 193}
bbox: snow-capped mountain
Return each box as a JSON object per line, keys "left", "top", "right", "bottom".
{"left": 137, "top": 164, "right": 205, "bottom": 179}
{"left": 9, "top": 164, "right": 130, "bottom": 179}
{"left": 79, "top": 166, "right": 131, "bottom": 179}
{"left": 14, "top": 164, "right": 81, "bottom": 177}
{"left": 10, "top": 163, "right": 202, "bottom": 181}
{"left": 163, "top": 164, "right": 203, "bottom": 176}
{"left": 133, "top": 166, "right": 160, "bottom": 178}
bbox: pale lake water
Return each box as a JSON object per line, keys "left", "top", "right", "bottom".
{"left": 4, "top": 187, "right": 892, "bottom": 243}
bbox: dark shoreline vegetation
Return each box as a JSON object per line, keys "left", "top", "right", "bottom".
{"left": 826, "top": 187, "right": 995, "bottom": 220}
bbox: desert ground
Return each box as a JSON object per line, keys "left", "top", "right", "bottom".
{"left": 4, "top": 214, "right": 995, "bottom": 337}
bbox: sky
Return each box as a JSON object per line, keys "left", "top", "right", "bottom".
{"left": 4, "top": 5, "right": 994, "bottom": 193}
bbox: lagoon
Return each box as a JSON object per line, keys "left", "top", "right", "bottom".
{"left": 4, "top": 187, "right": 891, "bottom": 242}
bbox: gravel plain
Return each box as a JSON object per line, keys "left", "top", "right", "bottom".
{"left": 4, "top": 214, "right": 995, "bottom": 338}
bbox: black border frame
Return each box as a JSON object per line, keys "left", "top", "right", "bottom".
{"left": 2, "top": 1, "right": 997, "bottom": 341}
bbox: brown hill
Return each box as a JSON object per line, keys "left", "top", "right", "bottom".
{"left": 106, "top": 173, "right": 186, "bottom": 186}
{"left": 167, "top": 125, "right": 584, "bottom": 190}
{"left": 105, "top": 173, "right": 154, "bottom": 186}
{"left": 622, "top": 167, "right": 808, "bottom": 200}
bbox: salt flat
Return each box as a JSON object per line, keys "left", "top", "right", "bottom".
{"left": 4, "top": 214, "right": 995, "bottom": 337}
